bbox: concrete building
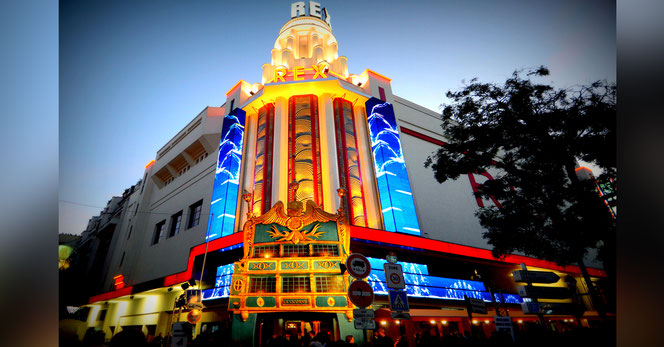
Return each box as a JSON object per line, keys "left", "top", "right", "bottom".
{"left": 74, "top": 2, "right": 609, "bottom": 345}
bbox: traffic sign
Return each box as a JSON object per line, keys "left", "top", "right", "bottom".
{"left": 384, "top": 263, "right": 405, "bottom": 289}
{"left": 494, "top": 316, "right": 515, "bottom": 342}
{"left": 512, "top": 270, "right": 560, "bottom": 284}
{"left": 187, "top": 309, "right": 202, "bottom": 324}
{"left": 390, "top": 311, "right": 411, "bottom": 320}
{"left": 388, "top": 290, "right": 410, "bottom": 312}
{"left": 517, "top": 285, "right": 572, "bottom": 299}
{"left": 465, "top": 297, "right": 487, "bottom": 314}
{"left": 348, "top": 280, "right": 374, "bottom": 308}
{"left": 353, "top": 308, "right": 374, "bottom": 319}
{"left": 354, "top": 318, "right": 376, "bottom": 330}
{"left": 171, "top": 322, "right": 188, "bottom": 347}
{"left": 346, "top": 253, "right": 371, "bottom": 279}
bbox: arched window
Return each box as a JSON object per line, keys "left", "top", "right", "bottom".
{"left": 252, "top": 103, "right": 275, "bottom": 215}
{"left": 333, "top": 98, "right": 367, "bottom": 226}
{"left": 288, "top": 95, "right": 323, "bottom": 207}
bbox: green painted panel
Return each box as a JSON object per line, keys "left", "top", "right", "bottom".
{"left": 248, "top": 261, "right": 277, "bottom": 271}
{"left": 231, "top": 313, "right": 257, "bottom": 346}
{"left": 315, "top": 296, "right": 347, "bottom": 307}
{"left": 253, "top": 221, "right": 339, "bottom": 244}
{"left": 313, "top": 260, "right": 340, "bottom": 270}
{"left": 280, "top": 261, "right": 309, "bottom": 270}
{"left": 337, "top": 313, "right": 364, "bottom": 345}
{"left": 246, "top": 296, "right": 277, "bottom": 308}
{"left": 280, "top": 297, "right": 310, "bottom": 306}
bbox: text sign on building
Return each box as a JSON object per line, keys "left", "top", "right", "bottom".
{"left": 512, "top": 270, "right": 560, "bottom": 284}
{"left": 516, "top": 285, "right": 571, "bottom": 300}
{"left": 494, "top": 316, "right": 515, "bottom": 342}
{"left": 388, "top": 290, "right": 409, "bottom": 312}
{"left": 383, "top": 263, "right": 405, "bottom": 289}
{"left": 365, "top": 97, "right": 421, "bottom": 235}
{"left": 291, "top": 1, "right": 331, "bottom": 27}
{"left": 348, "top": 280, "right": 374, "bottom": 308}
{"left": 354, "top": 317, "right": 376, "bottom": 330}
{"left": 346, "top": 253, "right": 371, "bottom": 279}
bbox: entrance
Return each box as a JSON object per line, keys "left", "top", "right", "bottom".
{"left": 256, "top": 312, "right": 339, "bottom": 347}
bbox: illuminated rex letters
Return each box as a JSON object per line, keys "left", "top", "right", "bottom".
{"left": 291, "top": 1, "right": 330, "bottom": 25}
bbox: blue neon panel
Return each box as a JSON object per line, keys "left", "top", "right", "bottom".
{"left": 365, "top": 98, "right": 420, "bottom": 235}
{"left": 365, "top": 257, "right": 522, "bottom": 303}
{"left": 203, "top": 263, "right": 235, "bottom": 300}
{"left": 207, "top": 109, "right": 246, "bottom": 241}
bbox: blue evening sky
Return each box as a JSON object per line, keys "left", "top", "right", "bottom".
{"left": 59, "top": 0, "right": 615, "bottom": 235}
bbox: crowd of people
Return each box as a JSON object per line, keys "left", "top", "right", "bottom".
{"left": 60, "top": 320, "right": 614, "bottom": 347}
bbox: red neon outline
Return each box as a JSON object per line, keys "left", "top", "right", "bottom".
{"left": 88, "top": 286, "right": 133, "bottom": 304}
{"left": 288, "top": 97, "right": 296, "bottom": 202}
{"left": 144, "top": 160, "right": 155, "bottom": 170}
{"left": 349, "top": 225, "right": 606, "bottom": 277}
{"left": 311, "top": 94, "right": 322, "bottom": 207}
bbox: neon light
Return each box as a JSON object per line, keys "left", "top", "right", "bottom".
{"left": 365, "top": 257, "right": 522, "bottom": 303}
{"left": 202, "top": 263, "right": 235, "bottom": 300}
{"left": 366, "top": 97, "right": 421, "bottom": 235}
{"left": 208, "top": 109, "right": 246, "bottom": 240}
{"left": 144, "top": 160, "right": 155, "bottom": 169}
{"left": 350, "top": 225, "right": 607, "bottom": 277}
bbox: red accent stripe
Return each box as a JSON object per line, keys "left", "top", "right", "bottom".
{"left": 400, "top": 127, "right": 447, "bottom": 146}
{"left": 311, "top": 94, "right": 322, "bottom": 207}
{"left": 163, "top": 232, "right": 244, "bottom": 287}
{"left": 88, "top": 286, "right": 133, "bottom": 304}
{"left": 349, "top": 225, "right": 606, "bottom": 277}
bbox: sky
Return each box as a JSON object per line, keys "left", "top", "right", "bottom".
{"left": 59, "top": 0, "right": 616, "bottom": 235}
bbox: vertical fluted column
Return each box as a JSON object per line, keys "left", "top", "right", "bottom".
{"left": 353, "top": 105, "right": 382, "bottom": 229}
{"left": 272, "top": 97, "right": 289, "bottom": 206}
{"left": 237, "top": 112, "right": 258, "bottom": 230}
{"left": 318, "top": 93, "right": 340, "bottom": 214}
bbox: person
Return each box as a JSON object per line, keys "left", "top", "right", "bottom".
{"left": 395, "top": 334, "right": 408, "bottom": 347}
{"left": 109, "top": 328, "right": 147, "bottom": 347}
{"left": 345, "top": 335, "right": 357, "bottom": 347}
{"left": 150, "top": 332, "right": 164, "bottom": 346}
{"left": 374, "top": 327, "right": 393, "bottom": 347}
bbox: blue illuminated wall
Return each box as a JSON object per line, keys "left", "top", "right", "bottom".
{"left": 365, "top": 257, "right": 522, "bottom": 304}
{"left": 365, "top": 98, "right": 421, "bottom": 235}
{"left": 207, "top": 109, "right": 246, "bottom": 241}
{"left": 202, "top": 263, "right": 234, "bottom": 300}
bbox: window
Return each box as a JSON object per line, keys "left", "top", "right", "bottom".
{"left": 288, "top": 95, "right": 323, "bottom": 206}
{"left": 282, "top": 244, "right": 309, "bottom": 257}
{"left": 169, "top": 211, "right": 183, "bottom": 237}
{"left": 249, "top": 277, "right": 276, "bottom": 293}
{"left": 312, "top": 244, "right": 339, "bottom": 257}
{"left": 152, "top": 220, "right": 166, "bottom": 245}
{"left": 282, "top": 276, "right": 311, "bottom": 293}
{"left": 188, "top": 200, "right": 203, "bottom": 228}
{"left": 379, "top": 86, "right": 386, "bottom": 101}
{"left": 253, "top": 245, "right": 279, "bottom": 258}
{"left": 134, "top": 203, "right": 139, "bottom": 216}
{"left": 229, "top": 99, "right": 235, "bottom": 111}
{"left": 119, "top": 252, "right": 125, "bottom": 267}
{"left": 333, "top": 98, "right": 368, "bottom": 226}
{"left": 315, "top": 276, "right": 344, "bottom": 293}
{"left": 127, "top": 226, "right": 133, "bottom": 240}
{"left": 252, "top": 103, "right": 275, "bottom": 216}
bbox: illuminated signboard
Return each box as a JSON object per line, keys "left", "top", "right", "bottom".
{"left": 207, "top": 109, "right": 246, "bottom": 241}
{"left": 365, "top": 97, "right": 421, "bottom": 235}
{"left": 202, "top": 264, "right": 235, "bottom": 300}
{"left": 365, "top": 257, "right": 522, "bottom": 304}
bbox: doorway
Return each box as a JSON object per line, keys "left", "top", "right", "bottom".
{"left": 256, "top": 312, "right": 339, "bottom": 347}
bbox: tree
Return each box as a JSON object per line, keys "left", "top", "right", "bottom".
{"left": 424, "top": 67, "right": 616, "bottom": 315}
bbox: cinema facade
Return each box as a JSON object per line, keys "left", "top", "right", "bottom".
{"left": 78, "top": 2, "right": 609, "bottom": 345}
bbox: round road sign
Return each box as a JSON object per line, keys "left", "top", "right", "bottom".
{"left": 348, "top": 280, "right": 374, "bottom": 308}
{"left": 346, "top": 253, "right": 371, "bottom": 279}
{"left": 187, "top": 309, "right": 202, "bottom": 324}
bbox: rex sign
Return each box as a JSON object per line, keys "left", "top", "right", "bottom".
{"left": 291, "top": 1, "right": 331, "bottom": 27}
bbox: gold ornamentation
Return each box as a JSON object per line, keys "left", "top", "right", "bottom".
{"left": 327, "top": 297, "right": 335, "bottom": 306}
{"left": 249, "top": 262, "right": 272, "bottom": 271}
{"left": 233, "top": 279, "right": 244, "bottom": 292}
{"left": 316, "top": 261, "right": 336, "bottom": 269}
{"left": 256, "top": 297, "right": 265, "bottom": 307}
{"left": 267, "top": 223, "right": 325, "bottom": 244}
{"left": 282, "top": 261, "right": 306, "bottom": 270}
